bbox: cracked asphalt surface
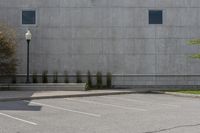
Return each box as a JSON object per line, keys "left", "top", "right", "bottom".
{"left": 0, "top": 93, "right": 200, "bottom": 133}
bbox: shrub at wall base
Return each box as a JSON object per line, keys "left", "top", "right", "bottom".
{"left": 0, "top": 24, "right": 17, "bottom": 76}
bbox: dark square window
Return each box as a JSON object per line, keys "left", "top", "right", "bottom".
{"left": 22, "top": 10, "right": 36, "bottom": 25}
{"left": 149, "top": 10, "right": 163, "bottom": 24}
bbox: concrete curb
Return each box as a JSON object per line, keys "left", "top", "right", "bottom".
{"left": 0, "top": 90, "right": 144, "bottom": 102}
{"left": 0, "top": 83, "right": 86, "bottom": 91}
{"left": 152, "top": 91, "right": 200, "bottom": 99}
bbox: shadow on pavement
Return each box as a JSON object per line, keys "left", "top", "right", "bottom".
{"left": 0, "top": 91, "right": 42, "bottom": 111}
{"left": 0, "top": 100, "right": 41, "bottom": 111}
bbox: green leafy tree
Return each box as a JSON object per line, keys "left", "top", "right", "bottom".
{"left": 187, "top": 39, "right": 200, "bottom": 59}
{"left": 0, "top": 24, "right": 17, "bottom": 75}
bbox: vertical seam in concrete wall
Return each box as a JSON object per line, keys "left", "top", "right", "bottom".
{"left": 154, "top": 0, "right": 157, "bottom": 85}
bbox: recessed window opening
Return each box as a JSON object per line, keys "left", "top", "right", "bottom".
{"left": 22, "top": 10, "right": 36, "bottom": 25}
{"left": 149, "top": 10, "right": 163, "bottom": 24}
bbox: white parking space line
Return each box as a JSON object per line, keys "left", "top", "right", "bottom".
{"left": 24, "top": 100, "right": 101, "bottom": 118}
{"left": 0, "top": 112, "right": 37, "bottom": 126}
{"left": 101, "top": 96, "right": 179, "bottom": 108}
{"left": 139, "top": 95, "right": 195, "bottom": 103}
{"left": 65, "top": 98, "right": 147, "bottom": 111}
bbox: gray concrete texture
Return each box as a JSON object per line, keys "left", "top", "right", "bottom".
{"left": 1, "top": 0, "right": 200, "bottom": 85}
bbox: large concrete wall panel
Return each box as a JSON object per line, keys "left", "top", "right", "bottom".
{"left": 1, "top": 0, "right": 200, "bottom": 86}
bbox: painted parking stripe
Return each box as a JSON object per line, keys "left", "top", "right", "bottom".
{"left": 0, "top": 112, "right": 37, "bottom": 125}
{"left": 150, "top": 96, "right": 200, "bottom": 103}
{"left": 24, "top": 100, "right": 100, "bottom": 118}
{"left": 65, "top": 98, "right": 147, "bottom": 111}
{"left": 101, "top": 96, "right": 179, "bottom": 108}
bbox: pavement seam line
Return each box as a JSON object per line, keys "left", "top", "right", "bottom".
{"left": 23, "top": 100, "right": 101, "bottom": 118}
{"left": 0, "top": 112, "right": 37, "bottom": 125}
{"left": 65, "top": 98, "right": 147, "bottom": 111}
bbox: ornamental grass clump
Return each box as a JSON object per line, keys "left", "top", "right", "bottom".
{"left": 76, "top": 71, "right": 82, "bottom": 83}
{"left": 106, "top": 72, "right": 112, "bottom": 88}
{"left": 53, "top": 71, "right": 58, "bottom": 83}
{"left": 42, "top": 70, "right": 48, "bottom": 83}
{"left": 64, "top": 71, "right": 69, "bottom": 83}
{"left": 96, "top": 71, "right": 102, "bottom": 89}
{"left": 32, "top": 72, "right": 38, "bottom": 83}
{"left": 11, "top": 74, "right": 16, "bottom": 84}
{"left": 87, "top": 71, "right": 92, "bottom": 88}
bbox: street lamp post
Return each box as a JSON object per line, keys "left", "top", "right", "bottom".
{"left": 25, "top": 30, "right": 32, "bottom": 83}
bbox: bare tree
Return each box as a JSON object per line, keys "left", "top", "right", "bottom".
{"left": 0, "top": 24, "right": 17, "bottom": 75}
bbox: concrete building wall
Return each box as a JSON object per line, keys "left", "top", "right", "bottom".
{"left": 1, "top": 0, "right": 200, "bottom": 85}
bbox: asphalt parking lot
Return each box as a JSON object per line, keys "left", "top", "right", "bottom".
{"left": 0, "top": 93, "right": 200, "bottom": 133}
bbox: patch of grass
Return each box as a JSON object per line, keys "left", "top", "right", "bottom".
{"left": 175, "top": 90, "right": 200, "bottom": 95}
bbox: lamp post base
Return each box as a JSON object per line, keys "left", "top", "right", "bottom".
{"left": 26, "top": 80, "right": 30, "bottom": 83}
